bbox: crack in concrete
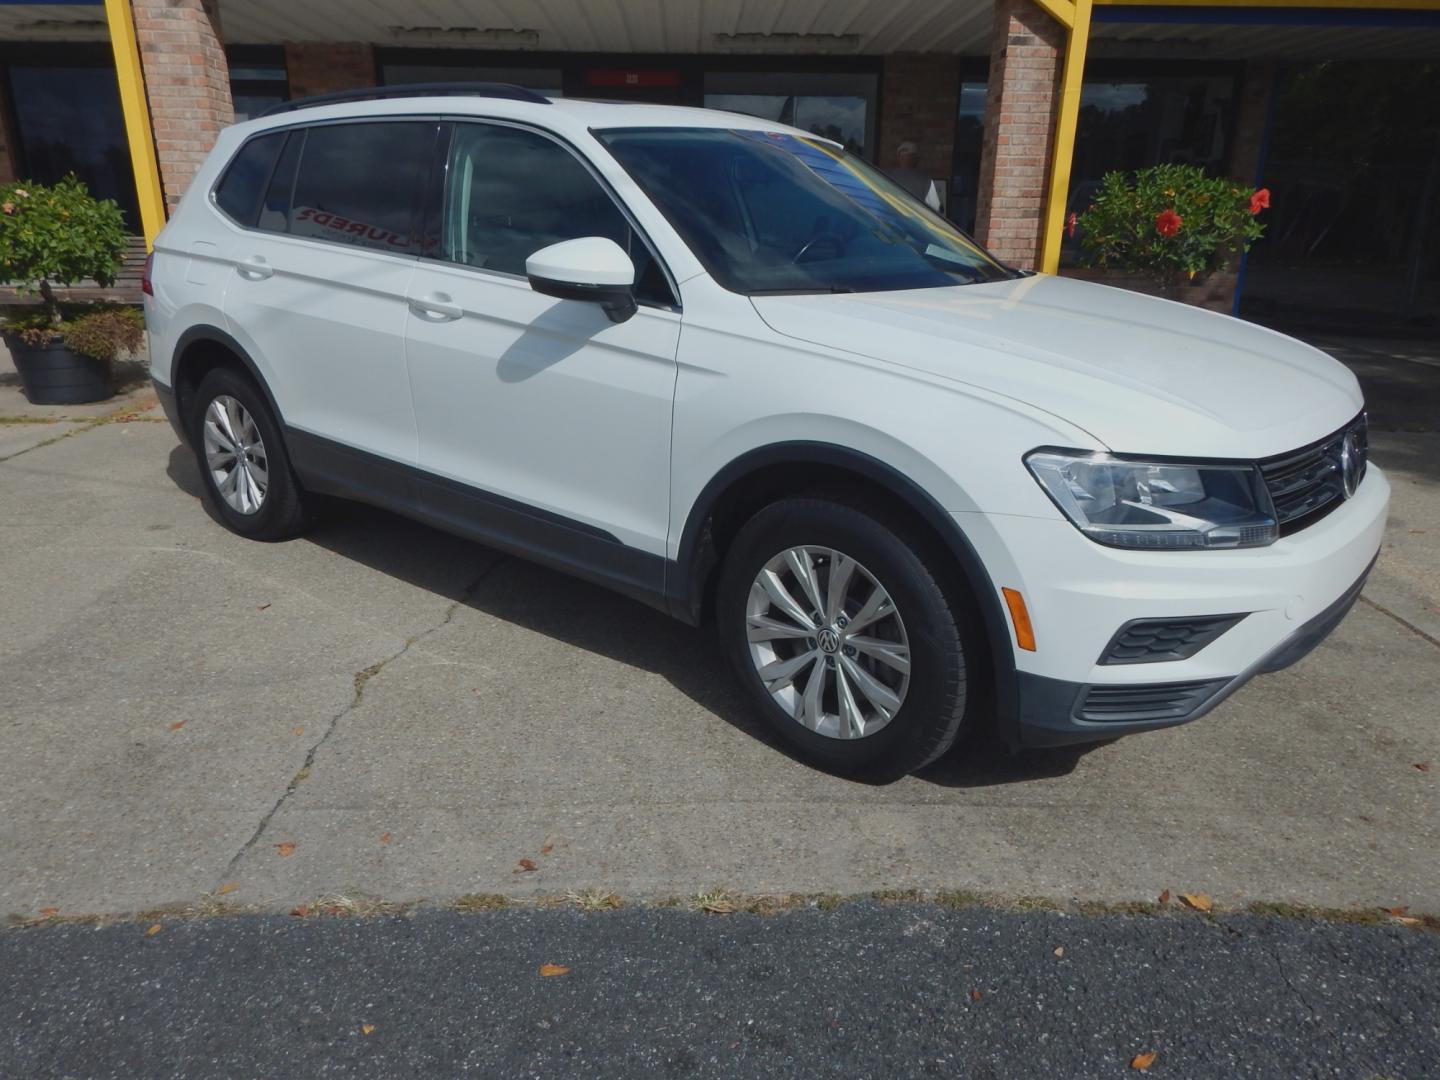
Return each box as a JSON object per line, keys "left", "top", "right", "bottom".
{"left": 1359, "top": 594, "right": 1440, "bottom": 650}
{"left": 216, "top": 555, "right": 507, "bottom": 884}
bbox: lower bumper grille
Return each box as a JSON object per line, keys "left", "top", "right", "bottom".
{"left": 1100, "top": 614, "right": 1245, "bottom": 665}
{"left": 1078, "top": 679, "right": 1227, "bottom": 724}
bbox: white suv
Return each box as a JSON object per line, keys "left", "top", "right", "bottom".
{"left": 145, "top": 86, "right": 1388, "bottom": 780}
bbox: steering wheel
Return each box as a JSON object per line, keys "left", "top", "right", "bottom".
{"left": 791, "top": 232, "right": 847, "bottom": 264}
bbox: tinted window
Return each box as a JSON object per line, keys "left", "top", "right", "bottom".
{"left": 214, "top": 132, "right": 284, "bottom": 226}
{"left": 289, "top": 122, "right": 433, "bottom": 255}
{"left": 599, "top": 128, "right": 1011, "bottom": 295}
{"left": 257, "top": 129, "right": 303, "bottom": 233}
{"left": 443, "top": 123, "right": 672, "bottom": 305}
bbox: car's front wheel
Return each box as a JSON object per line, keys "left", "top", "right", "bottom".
{"left": 717, "top": 496, "right": 976, "bottom": 781}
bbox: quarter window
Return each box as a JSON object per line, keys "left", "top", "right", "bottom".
{"left": 288, "top": 122, "right": 434, "bottom": 255}
{"left": 442, "top": 123, "right": 673, "bottom": 306}
{"left": 214, "top": 132, "right": 285, "bottom": 226}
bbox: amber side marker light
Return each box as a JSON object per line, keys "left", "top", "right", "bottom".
{"left": 1002, "top": 588, "right": 1037, "bottom": 652}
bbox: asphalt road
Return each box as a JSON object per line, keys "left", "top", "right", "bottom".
{"left": 4, "top": 905, "right": 1438, "bottom": 1079}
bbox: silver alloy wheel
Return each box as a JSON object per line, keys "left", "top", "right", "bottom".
{"left": 202, "top": 395, "right": 268, "bottom": 515}
{"left": 745, "top": 546, "right": 911, "bottom": 740}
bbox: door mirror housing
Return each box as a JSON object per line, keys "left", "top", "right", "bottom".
{"left": 526, "top": 237, "right": 638, "bottom": 324}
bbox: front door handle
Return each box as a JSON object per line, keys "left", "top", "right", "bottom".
{"left": 408, "top": 292, "right": 463, "bottom": 321}
{"left": 236, "top": 255, "right": 273, "bottom": 280}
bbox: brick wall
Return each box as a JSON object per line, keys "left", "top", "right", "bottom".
{"left": 973, "top": 0, "right": 1065, "bottom": 269}
{"left": 878, "top": 54, "right": 961, "bottom": 178}
{"left": 133, "top": 0, "right": 234, "bottom": 210}
{"left": 284, "top": 43, "right": 377, "bottom": 100}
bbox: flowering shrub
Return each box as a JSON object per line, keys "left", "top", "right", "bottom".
{"left": 1073, "top": 164, "right": 1268, "bottom": 279}
{"left": 0, "top": 175, "right": 127, "bottom": 323}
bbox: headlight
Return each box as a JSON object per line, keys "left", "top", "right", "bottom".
{"left": 1025, "top": 449, "right": 1277, "bottom": 550}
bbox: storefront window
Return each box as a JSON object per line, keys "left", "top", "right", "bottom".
{"left": 703, "top": 71, "right": 877, "bottom": 158}
{"left": 949, "top": 81, "right": 987, "bottom": 233}
{"left": 229, "top": 47, "right": 289, "bottom": 120}
{"left": 5, "top": 64, "right": 141, "bottom": 231}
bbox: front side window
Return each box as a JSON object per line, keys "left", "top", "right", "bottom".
{"left": 288, "top": 121, "right": 434, "bottom": 255}
{"left": 599, "top": 128, "right": 1013, "bottom": 295}
{"left": 441, "top": 122, "right": 673, "bottom": 306}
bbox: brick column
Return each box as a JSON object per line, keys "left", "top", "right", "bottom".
{"left": 1229, "top": 61, "right": 1277, "bottom": 185}
{"left": 973, "top": 0, "right": 1065, "bottom": 269}
{"left": 132, "top": 0, "right": 233, "bottom": 211}
{"left": 284, "top": 44, "right": 377, "bottom": 99}
{"left": 879, "top": 54, "right": 961, "bottom": 178}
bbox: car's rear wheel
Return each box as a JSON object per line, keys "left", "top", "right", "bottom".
{"left": 717, "top": 496, "right": 975, "bottom": 781}
{"left": 188, "top": 367, "right": 309, "bottom": 541}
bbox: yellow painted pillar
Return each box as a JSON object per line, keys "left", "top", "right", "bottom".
{"left": 1038, "top": 0, "right": 1093, "bottom": 275}
{"left": 103, "top": 0, "right": 167, "bottom": 249}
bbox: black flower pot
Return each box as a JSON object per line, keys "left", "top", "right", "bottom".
{"left": 5, "top": 334, "right": 112, "bottom": 405}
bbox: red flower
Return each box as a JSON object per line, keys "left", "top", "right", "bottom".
{"left": 1065, "top": 211, "right": 1078, "bottom": 239}
{"left": 1154, "top": 208, "right": 1183, "bottom": 238}
{"left": 1249, "top": 187, "right": 1271, "bottom": 215}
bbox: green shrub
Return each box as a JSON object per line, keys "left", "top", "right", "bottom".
{"left": 62, "top": 306, "right": 145, "bottom": 362}
{"left": 1073, "top": 164, "right": 1269, "bottom": 279}
{"left": 0, "top": 175, "right": 128, "bottom": 322}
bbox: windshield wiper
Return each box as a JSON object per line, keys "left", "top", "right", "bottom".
{"left": 747, "top": 285, "right": 856, "bottom": 296}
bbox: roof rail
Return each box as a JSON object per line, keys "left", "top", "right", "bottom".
{"left": 260, "top": 82, "right": 551, "bottom": 117}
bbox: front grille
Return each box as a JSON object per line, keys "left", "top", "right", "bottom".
{"left": 1259, "top": 414, "right": 1368, "bottom": 536}
{"left": 1077, "top": 679, "right": 1227, "bottom": 724}
{"left": 1099, "top": 614, "right": 1246, "bottom": 665}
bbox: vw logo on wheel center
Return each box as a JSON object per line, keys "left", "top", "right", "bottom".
{"left": 817, "top": 628, "right": 841, "bottom": 654}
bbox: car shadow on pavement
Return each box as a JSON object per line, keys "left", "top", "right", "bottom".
{"left": 166, "top": 445, "right": 1096, "bottom": 788}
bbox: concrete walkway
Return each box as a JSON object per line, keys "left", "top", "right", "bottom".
{"left": 0, "top": 337, "right": 1436, "bottom": 919}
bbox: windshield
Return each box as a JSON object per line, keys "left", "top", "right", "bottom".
{"left": 597, "top": 127, "right": 1014, "bottom": 295}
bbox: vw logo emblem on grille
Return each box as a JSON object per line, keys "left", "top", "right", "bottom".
{"left": 1339, "top": 431, "right": 1360, "bottom": 499}
{"left": 817, "top": 628, "right": 841, "bottom": 654}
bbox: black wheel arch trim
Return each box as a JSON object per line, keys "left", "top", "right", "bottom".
{"left": 667, "top": 440, "right": 1020, "bottom": 744}
{"left": 170, "top": 325, "right": 286, "bottom": 440}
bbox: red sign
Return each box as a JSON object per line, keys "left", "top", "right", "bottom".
{"left": 585, "top": 69, "right": 682, "bottom": 88}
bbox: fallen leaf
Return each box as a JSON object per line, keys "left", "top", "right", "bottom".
{"left": 540, "top": 839, "right": 555, "bottom": 856}
{"left": 292, "top": 726, "right": 304, "bottom": 736}
{"left": 514, "top": 858, "right": 538, "bottom": 873}
{"left": 291, "top": 904, "right": 310, "bottom": 918}
{"left": 1396, "top": 916, "right": 1421, "bottom": 926}
{"left": 145, "top": 923, "right": 163, "bottom": 937}
{"left": 215, "top": 882, "right": 239, "bottom": 896}
{"left": 38, "top": 907, "right": 58, "bottom": 917}
{"left": 1384, "top": 905, "right": 1409, "bottom": 917}
{"left": 168, "top": 721, "right": 186, "bottom": 732}
{"left": 1053, "top": 946, "right": 1065, "bottom": 958}
{"left": 1179, "top": 893, "right": 1212, "bottom": 913}
{"left": 361, "top": 1024, "right": 375, "bottom": 1035}
{"left": 379, "top": 832, "right": 392, "bottom": 844}
{"left": 1416, "top": 762, "right": 1431, "bottom": 773}
{"left": 1158, "top": 889, "right": 1171, "bottom": 904}
{"left": 539, "top": 963, "right": 570, "bottom": 977}
{"left": 1131, "top": 1050, "right": 1158, "bottom": 1070}
{"left": 969, "top": 989, "right": 982, "bottom": 1002}
{"left": 257, "top": 603, "right": 271, "bottom": 611}
{"left": 1408, "top": 528, "right": 1426, "bottom": 534}
{"left": 275, "top": 841, "right": 296, "bottom": 857}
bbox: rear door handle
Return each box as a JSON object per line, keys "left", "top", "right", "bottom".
{"left": 236, "top": 255, "right": 273, "bottom": 280}
{"left": 409, "top": 292, "right": 463, "bottom": 321}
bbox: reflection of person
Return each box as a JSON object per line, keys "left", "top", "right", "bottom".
{"left": 886, "top": 140, "right": 941, "bottom": 211}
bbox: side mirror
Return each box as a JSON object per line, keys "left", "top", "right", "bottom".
{"left": 526, "top": 237, "right": 637, "bottom": 324}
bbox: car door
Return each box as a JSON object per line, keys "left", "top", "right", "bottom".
{"left": 222, "top": 119, "right": 437, "bottom": 474}
{"left": 402, "top": 119, "right": 682, "bottom": 597}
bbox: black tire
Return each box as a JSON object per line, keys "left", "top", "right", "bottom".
{"left": 188, "top": 367, "right": 310, "bottom": 541}
{"left": 716, "top": 496, "right": 977, "bottom": 782}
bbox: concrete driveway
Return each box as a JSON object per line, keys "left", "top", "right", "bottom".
{"left": 1, "top": 338, "right": 1437, "bottom": 918}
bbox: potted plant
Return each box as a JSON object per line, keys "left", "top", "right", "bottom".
{"left": 1066, "top": 164, "right": 1269, "bottom": 313}
{"left": 0, "top": 175, "right": 130, "bottom": 404}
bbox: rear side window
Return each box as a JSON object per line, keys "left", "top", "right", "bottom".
{"left": 213, "top": 132, "right": 285, "bottom": 226}
{"left": 288, "top": 121, "right": 433, "bottom": 255}
{"left": 442, "top": 122, "right": 674, "bottom": 306}
{"left": 257, "top": 130, "right": 303, "bottom": 233}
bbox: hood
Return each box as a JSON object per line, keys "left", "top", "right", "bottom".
{"left": 751, "top": 274, "right": 1362, "bottom": 459}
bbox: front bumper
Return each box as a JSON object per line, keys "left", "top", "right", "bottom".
{"left": 957, "top": 464, "right": 1390, "bottom": 749}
